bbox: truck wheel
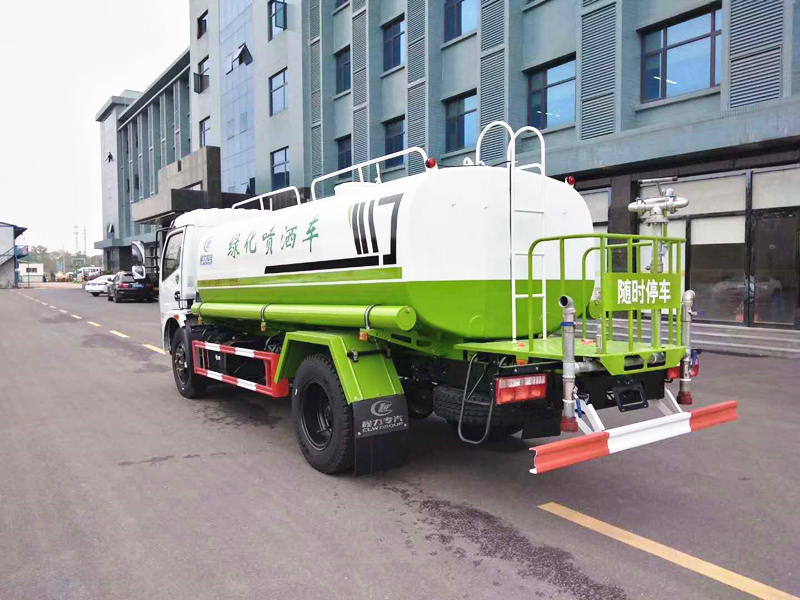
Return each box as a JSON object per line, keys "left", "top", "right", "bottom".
{"left": 405, "top": 381, "right": 434, "bottom": 419}
{"left": 292, "top": 354, "right": 354, "bottom": 474}
{"left": 434, "top": 385, "right": 524, "bottom": 439}
{"left": 171, "top": 329, "right": 206, "bottom": 399}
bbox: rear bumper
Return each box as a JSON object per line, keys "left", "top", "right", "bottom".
{"left": 116, "top": 289, "right": 153, "bottom": 299}
{"left": 530, "top": 401, "right": 738, "bottom": 474}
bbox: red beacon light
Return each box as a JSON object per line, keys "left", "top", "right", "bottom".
{"left": 425, "top": 157, "right": 438, "bottom": 170}
{"left": 565, "top": 175, "right": 576, "bottom": 187}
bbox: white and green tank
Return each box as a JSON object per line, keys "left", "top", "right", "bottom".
{"left": 194, "top": 166, "right": 594, "bottom": 339}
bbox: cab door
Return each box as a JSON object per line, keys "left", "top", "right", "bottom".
{"left": 159, "top": 228, "right": 186, "bottom": 324}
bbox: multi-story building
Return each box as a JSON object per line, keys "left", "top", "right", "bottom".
{"left": 96, "top": 0, "right": 800, "bottom": 335}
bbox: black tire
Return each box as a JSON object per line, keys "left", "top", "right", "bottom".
{"left": 91, "top": 292, "right": 100, "bottom": 297}
{"left": 170, "top": 329, "right": 206, "bottom": 399}
{"left": 292, "top": 354, "right": 354, "bottom": 474}
{"left": 434, "top": 385, "right": 525, "bottom": 439}
{"left": 405, "top": 382, "right": 435, "bottom": 419}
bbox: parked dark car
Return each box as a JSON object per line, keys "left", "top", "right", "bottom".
{"left": 108, "top": 272, "right": 155, "bottom": 303}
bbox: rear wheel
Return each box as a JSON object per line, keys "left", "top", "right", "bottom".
{"left": 434, "top": 385, "right": 524, "bottom": 441}
{"left": 292, "top": 354, "right": 354, "bottom": 474}
{"left": 171, "top": 329, "right": 206, "bottom": 399}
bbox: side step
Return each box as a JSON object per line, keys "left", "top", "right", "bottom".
{"left": 530, "top": 401, "right": 738, "bottom": 474}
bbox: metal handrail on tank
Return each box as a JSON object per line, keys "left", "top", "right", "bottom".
{"left": 476, "top": 121, "right": 548, "bottom": 340}
{"left": 310, "top": 147, "right": 429, "bottom": 201}
{"left": 232, "top": 186, "right": 302, "bottom": 210}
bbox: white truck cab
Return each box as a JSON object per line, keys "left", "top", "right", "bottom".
{"left": 159, "top": 209, "right": 256, "bottom": 351}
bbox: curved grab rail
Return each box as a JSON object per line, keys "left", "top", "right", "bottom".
{"left": 475, "top": 121, "right": 514, "bottom": 165}
{"left": 509, "top": 126, "right": 546, "bottom": 175}
{"left": 310, "top": 147, "right": 429, "bottom": 201}
{"left": 232, "top": 186, "right": 302, "bottom": 210}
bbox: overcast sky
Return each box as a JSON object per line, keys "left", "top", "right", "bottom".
{"left": 0, "top": 1, "right": 189, "bottom": 254}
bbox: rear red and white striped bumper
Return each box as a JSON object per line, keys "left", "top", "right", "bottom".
{"left": 530, "top": 401, "right": 738, "bottom": 474}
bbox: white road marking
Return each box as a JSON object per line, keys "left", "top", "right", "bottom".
{"left": 49, "top": 305, "right": 57, "bottom": 309}
{"left": 71, "top": 314, "right": 82, "bottom": 320}
{"left": 59, "top": 309, "right": 68, "bottom": 314}
{"left": 142, "top": 344, "right": 166, "bottom": 355}
{"left": 109, "top": 330, "right": 130, "bottom": 339}
{"left": 87, "top": 321, "right": 101, "bottom": 327}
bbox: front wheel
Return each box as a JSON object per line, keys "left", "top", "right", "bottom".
{"left": 292, "top": 354, "right": 354, "bottom": 474}
{"left": 171, "top": 329, "right": 206, "bottom": 399}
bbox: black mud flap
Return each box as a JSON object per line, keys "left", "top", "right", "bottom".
{"left": 353, "top": 394, "right": 409, "bottom": 476}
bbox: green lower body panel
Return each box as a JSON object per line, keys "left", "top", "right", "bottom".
{"left": 198, "top": 273, "right": 593, "bottom": 339}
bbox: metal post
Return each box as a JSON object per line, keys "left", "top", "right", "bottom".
{"left": 559, "top": 295, "right": 578, "bottom": 432}
{"left": 677, "top": 290, "right": 695, "bottom": 405}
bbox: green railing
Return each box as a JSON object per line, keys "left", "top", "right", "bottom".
{"left": 526, "top": 232, "right": 685, "bottom": 352}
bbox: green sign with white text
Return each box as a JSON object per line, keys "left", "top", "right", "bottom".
{"left": 602, "top": 273, "right": 681, "bottom": 312}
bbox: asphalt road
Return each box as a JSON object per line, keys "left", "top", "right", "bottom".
{"left": 1, "top": 286, "right": 798, "bottom": 600}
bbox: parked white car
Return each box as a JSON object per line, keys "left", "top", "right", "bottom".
{"left": 84, "top": 275, "right": 113, "bottom": 297}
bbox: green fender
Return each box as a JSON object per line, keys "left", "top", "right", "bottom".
{"left": 274, "top": 331, "right": 404, "bottom": 404}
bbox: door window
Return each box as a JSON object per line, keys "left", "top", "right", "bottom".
{"left": 162, "top": 232, "right": 184, "bottom": 281}
{"left": 752, "top": 213, "right": 799, "bottom": 327}
{"left": 689, "top": 216, "right": 746, "bottom": 323}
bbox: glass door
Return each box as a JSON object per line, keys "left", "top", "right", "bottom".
{"left": 688, "top": 216, "right": 746, "bottom": 323}
{"left": 751, "top": 211, "right": 799, "bottom": 328}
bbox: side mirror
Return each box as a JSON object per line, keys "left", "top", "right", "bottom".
{"left": 174, "top": 291, "right": 181, "bottom": 302}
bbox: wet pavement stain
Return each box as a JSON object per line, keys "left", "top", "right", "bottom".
{"left": 194, "top": 393, "right": 282, "bottom": 429}
{"left": 384, "top": 483, "right": 627, "bottom": 600}
{"left": 39, "top": 314, "right": 74, "bottom": 325}
{"left": 118, "top": 455, "right": 175, "bottom": 467}
{"left": 80, "top": 334, "right": 169, "bottom": 373}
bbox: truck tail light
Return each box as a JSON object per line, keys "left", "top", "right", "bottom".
{"left": 496, "top": 374, "right": 547, "bottom": 405}
{"left": 666, "top": 360, "right": 699, "bottom": 380}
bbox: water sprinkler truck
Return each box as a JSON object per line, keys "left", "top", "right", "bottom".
{"left": 158, "top": 121, "right": 737, "bottom": 476}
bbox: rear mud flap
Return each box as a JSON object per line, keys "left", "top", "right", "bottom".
{"left": 353, "top": 394, "right": 409, "bottom": 476}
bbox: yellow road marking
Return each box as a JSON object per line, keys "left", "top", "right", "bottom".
{"left": 539, "top": 503, "right": 798, "bottom": 600}
{"left": 71, "top": 314, "right": 82, "bottom": 320}
{"left": 87, "top": 321, "right": 101, "bottom": 327}
{"left": 142, "top": 344, "right": 166, "bottom": 355}
{"left": 109, "top": 330, "right": 130, "bottom": 339}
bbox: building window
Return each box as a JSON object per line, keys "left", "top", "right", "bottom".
{"left": 199, "top": 118, "right": 211, "bottom": 148}
{"left": 240, "top": 111, "right": 248, "bottom": 133}
{"left": 384, "top": 118, "right": 406, "bottom": 167}
{"left": 445, "top": 92, "right": 477, "bottom": 152}
{"left": 197, "top": 11, "right": 208, "bottom": 38}
{"left": 335, "top": 47, "right": 351, "bottom": 94}
{"left": 195, "top": 56, "right": 210, "bottom": 93}
{"left": 270, "top": 69, "right": 288, "bottom": 115}
{"left": 642, "top": 8, "right": 722, "bottom": 102}
{"left": 271, "top": 147, "right": 290, "bottom": 189}
{"left": 528, "top": 58, "right": 576, "bottom": 130}
{"left": 444, "top": 0, "right": 477, "bottom": 43}
{"left": 269, "top": 1, "right": 287, "bottom": 40}
{"left": 337, "top": 136, "right": 352, "bottom": 178}
{"left": 383, "top": 17, "right": 406, "bottom": 71}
